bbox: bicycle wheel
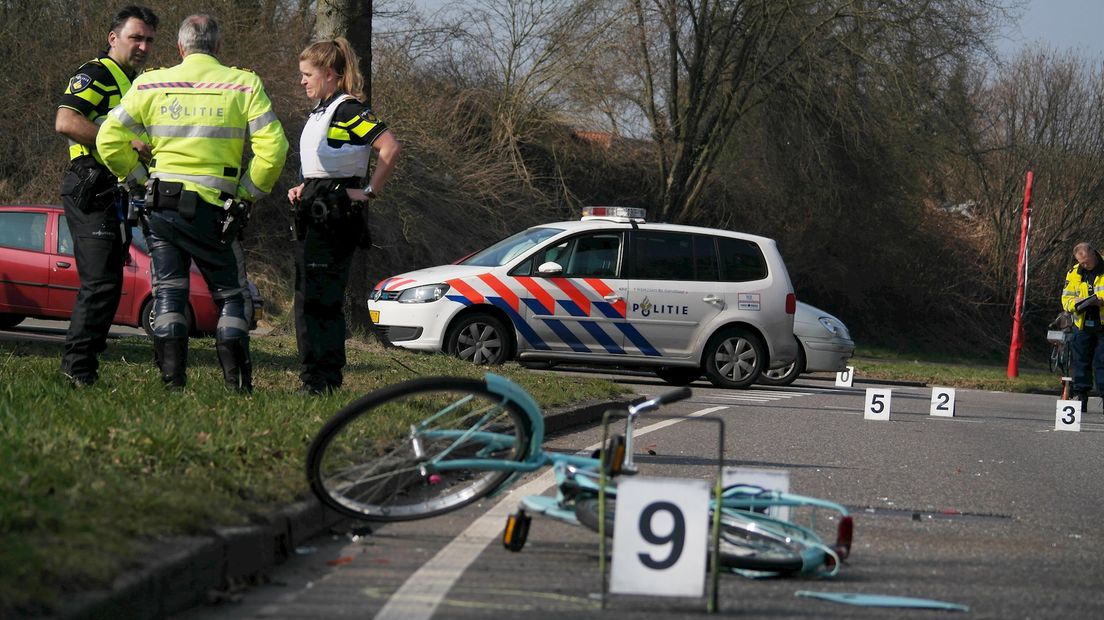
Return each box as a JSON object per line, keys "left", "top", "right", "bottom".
{"left": 575, "top": 498, "right": 806, "bottom": 573}
{"left": 307, "top": 376, "right": 531, "bottom": 522}
{"left": 574, "top": 495, "right": 615, "bottom": 534}
{"left": 715, "top": 511, "right": 808, "bottom": 573}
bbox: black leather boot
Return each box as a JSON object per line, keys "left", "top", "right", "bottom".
{"left": 155, "top": 337, "right": 187, "bottom": 390}
{"left": 153, "top": 336, "right": 164, "bottom": 372}
{"left": 216, "top": 338, "right": 253, "bottom": 393}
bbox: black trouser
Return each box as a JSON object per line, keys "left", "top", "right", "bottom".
{"left": 146, "top": 192, "right": 253, "bottom": 388}
{"left": 59, "top": 157, "right": 126, "bottom": 383}
{"left": 1071, "top": 325, "right": 1104, "bottom": 395}
{"left": 294, "top": 179, "right": 367, "bottom": 390}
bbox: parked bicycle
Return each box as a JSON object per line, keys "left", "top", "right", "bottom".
{"left": 306, "top": 373, "right": 851, "bottom": 576}
{"left": 1048, "top": 312, "right": 1074, "bottom": 399}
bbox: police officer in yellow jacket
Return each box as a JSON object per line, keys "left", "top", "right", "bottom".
{"left": 56, "top": 5, "right": 158, "bottom": 387}
{"left": 96, "top": 14, "right": 288, "bottom": 391}
{"left": 1061, "top": 242, "right": 1104, "bottom": 412}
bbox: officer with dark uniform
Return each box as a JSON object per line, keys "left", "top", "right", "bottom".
{"left": 96, "top": 14, "right": 288, "bottom": 392}
{"left": 56, "top": 5, "right": 158, "bottom": 387}
{"left": 288, "top": 38, "right": 401, "bottom": 394}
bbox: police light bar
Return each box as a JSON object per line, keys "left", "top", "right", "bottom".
{"left": 581, "top": 206, "right": 647, "bottom": 222}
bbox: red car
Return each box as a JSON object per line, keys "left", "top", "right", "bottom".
{"left": 0, "top": 204, "right": 263, "bottom": 336}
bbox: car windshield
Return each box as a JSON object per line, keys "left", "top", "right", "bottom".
{"left": 460, "top": 226, "right": 564, "bottom": 267}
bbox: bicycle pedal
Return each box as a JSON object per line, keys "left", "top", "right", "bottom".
{"left": 602, "top": 434, "right": 627, "bottom": 476}
{"left": 502, "top": 510, "right": 531, "bottom": 552}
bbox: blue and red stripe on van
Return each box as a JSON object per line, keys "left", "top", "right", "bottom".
{"left": 437, "top": 273, "right": 659, "bottom": 356}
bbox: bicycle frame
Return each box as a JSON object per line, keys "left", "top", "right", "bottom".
{"left": 512, "top": 463, "right": 851, "bottom": 577}
{"left": 508, "top": 437, "right": 852, "bottom": 578}
{"left": 390, "top": 374, "right": 852, "bottom": 559}
{"left": 309, "top": 371, "right": 853, "bottom": 578}
{"left": 411, "top": 373, "right": 603, "bottom": 492}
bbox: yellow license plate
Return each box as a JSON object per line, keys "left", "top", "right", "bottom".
{"left": 370, "top": 310, "right": 380, "bottom": 323}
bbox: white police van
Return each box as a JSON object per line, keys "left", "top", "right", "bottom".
{"left": 367, "top": 207, "right": 797, "bottom": 388}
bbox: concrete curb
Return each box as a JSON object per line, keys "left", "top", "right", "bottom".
{"left": 58, "top": 399, "right": 627, "bottom": 620}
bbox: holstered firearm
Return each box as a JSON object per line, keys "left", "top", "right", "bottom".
{"left": 291, "top": 199, "right": 306, "bottom": 241}
{"left": 219, "top": 198, "right": 252, "bottom": 244}
{"left": 291, "top": 180, "right": 364, "bottom": 242}
{"left": 127, "top": 180, "right": 154, "bottom": 227}
{"left": 95, "top": 183, "right": 127, "bottom": 209}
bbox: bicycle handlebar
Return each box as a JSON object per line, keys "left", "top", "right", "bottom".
{"left": 628, "top": 386, "right": 692, "bottom": 415}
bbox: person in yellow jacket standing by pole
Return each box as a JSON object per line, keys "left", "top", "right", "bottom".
{"left": 1061, "top": 242, "right": 1104, "bottom": 413}
{"left": 96, "top": 14, "right": 288, "bottom": 392}
{"left": 56, "top": 5, "right": 159, "bottom": 388}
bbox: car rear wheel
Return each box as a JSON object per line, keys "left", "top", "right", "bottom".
{"left": 704, "top": 327, "right": 764, "bottom": 389}
{"left": 757, "top": 340, "right": 805, "bottom": 387}
{"left": 140, "top": 299, "right": 195, "bottom": 338}
{"left": 446, "top": 313, "right": 510, "bottom": 365}
{"left": 0, "top": 313, "right": 25, "bottom": 329}
{"left": 654, "top": 366, "right": 701, "bottom": 386}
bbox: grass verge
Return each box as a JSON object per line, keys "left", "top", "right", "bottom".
{"left": 0, "top": 334, "right": 625, "bottom": 615}
{"left": 849, "top": 347, "right": 1061, "bottom": 393}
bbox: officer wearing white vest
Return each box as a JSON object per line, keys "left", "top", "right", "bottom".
{"left": 288, "top": 38, "right": 401, "bottom": 394}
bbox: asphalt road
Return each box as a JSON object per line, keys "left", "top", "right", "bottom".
{"left": 172, "top": 371, "right": 1104, "bottom": 620}
{"left": 0, "top": 317, "right": 146, "bottom": 343}
{"left": 0, "top": 317, "right": 272, "bottom": 342}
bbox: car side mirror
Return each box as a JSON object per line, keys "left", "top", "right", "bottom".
{"left": 537, "top": 261, "right": 563, "bottom": 275}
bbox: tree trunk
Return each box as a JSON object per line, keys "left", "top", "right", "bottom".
{"left": 313, "top": 0, "right": 373, "bottom": 106}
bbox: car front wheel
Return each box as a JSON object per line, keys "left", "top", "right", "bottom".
{"left": 446, "top": 313, "right": 510, "bottom": 365}
{"left": 757, "top": 340, "right": 804, "bottom": 387}
{"left": 704, "top": 327, "right": 764, "bottom": 389}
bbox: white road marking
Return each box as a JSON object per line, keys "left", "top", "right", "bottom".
{"left": 701, "top": 390, "right": 813, "bottom": 403}
{"left": 747, "top": 389, "right": 814, "bottom": 397}
{"left": 373, "top": 405, "right": 729, "bottom": 620}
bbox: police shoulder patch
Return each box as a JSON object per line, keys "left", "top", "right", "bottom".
{"left": 69, "top": 73, "right": 92, "bottom": 93}
{"left": 358, "top": 109, "right": 380, "bottom": 124}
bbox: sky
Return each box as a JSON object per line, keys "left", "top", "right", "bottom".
{"left": 998, "top": 0, "right": 1104, "bottom": 59}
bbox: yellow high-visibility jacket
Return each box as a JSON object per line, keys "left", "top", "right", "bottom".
{"left": 96, "top": 53, "right": 287, "bottom": 205}
{"left": 58, "top": 56, "right": 135, "bottom": 164}
{"left": 1061, "top": 260, "right": 1104, "bottom": 329}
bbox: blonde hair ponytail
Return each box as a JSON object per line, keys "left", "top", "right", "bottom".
{"left": 299, "top": 37, "right": 365, "bottom": 100}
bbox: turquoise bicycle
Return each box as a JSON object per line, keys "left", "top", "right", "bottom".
{"left": 306, "top": 373, "right": 852, "bottom": 575}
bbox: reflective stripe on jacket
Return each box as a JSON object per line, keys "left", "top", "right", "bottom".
{"left": 59, "top": 57, "right": 133, "bottom": 164}
{"left": 1061, "top": 260, "right": 1104, "bottom": 329}
{"left": 96, "top": 53, "right": 288, "bottom": 205}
